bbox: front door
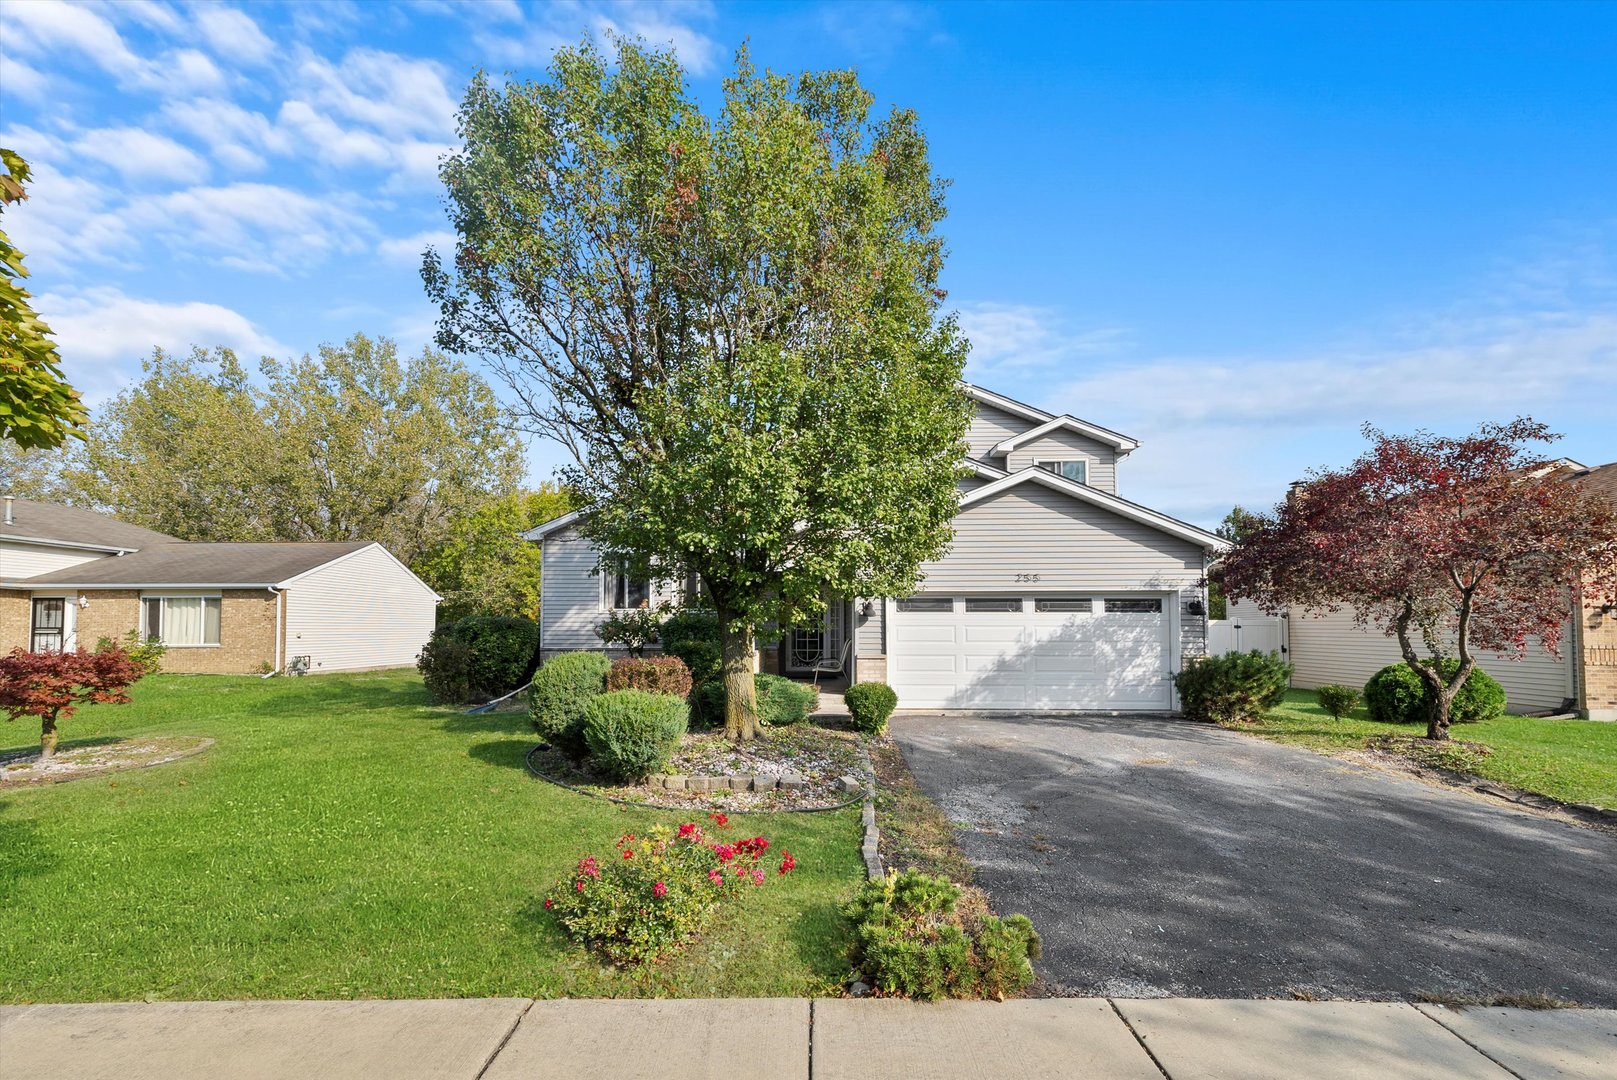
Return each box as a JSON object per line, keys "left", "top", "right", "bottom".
{"left": 30, "top": 597, "right": 68, "bottom": 653}
{"left": 784, "top": 603, "right": 847, "bottom": 676}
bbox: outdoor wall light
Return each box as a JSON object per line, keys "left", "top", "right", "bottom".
{"left": 77, "top": 596, "right": 90, "bottom": 609}
{"left": 1186, "top": 599, "right": 1205, "bottom": 616}
{"left": 860, "top": 600, "right": 876, "bottom": 617}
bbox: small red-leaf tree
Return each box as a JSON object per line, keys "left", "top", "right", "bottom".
{"left": 1218, "top": 419, "right": 1617, "bottom": 741}
{"left": 0, "top": 645, "right": 148, "bottom": 761}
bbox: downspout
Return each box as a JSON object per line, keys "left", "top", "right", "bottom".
{"left": 264, "top": 586, "right": 283, "bottom": 677}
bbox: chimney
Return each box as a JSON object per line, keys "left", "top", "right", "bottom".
{"left": 2, "top": 495, "right": 12, "bottom": 526}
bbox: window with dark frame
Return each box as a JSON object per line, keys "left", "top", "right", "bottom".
{"left": 603, "top": 567, "right": 651, "bottom": 610}
{"left": 896, "top": 597, "right": 953, "bottom": 613}
{"left": 964, "top": 598, "right": 1024, "bottom": 613}
{"left": 1105, "top": 598, "right": 1162, "bottom": 614}
{"left": 1035, "top": 598, "right": 1093, "bottom": 613}
{"left": 141, "top": 596, "right": 222, "bottom": 645}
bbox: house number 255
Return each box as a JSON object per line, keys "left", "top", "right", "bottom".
{"left": 1015, "top": 573, "right": 1042, "bottom": 583}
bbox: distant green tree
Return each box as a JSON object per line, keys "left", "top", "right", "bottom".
{"left": 0, "top": 149, "right": 88, "bottom": 450}
{"left": 414, "top": 484, "right": 576, "bottom": 620}
{"left": 1208, "top": 505, "right": 1264, "bottom": 619}
{"left": 427, "top": 41, "right": 969, "bottom": 741}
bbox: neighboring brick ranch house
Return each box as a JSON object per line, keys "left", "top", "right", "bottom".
{"left": 1249, "top": 460, "right": 1617, "bottom": 720}
{"left": 1, "top": 498, "right": 438, "bottom": 675}
{"left": 524, "top": 385, "right": 1228, "bottom": 713}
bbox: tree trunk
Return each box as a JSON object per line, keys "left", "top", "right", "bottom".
{"left": 1424, "top": 677, "right": 1453, "bottom": 742}
{"left": 718, "top": 608, "right": 760, "bottom": 743}
{"left": 40, "top": 715, "right": 58, "bottom": 763}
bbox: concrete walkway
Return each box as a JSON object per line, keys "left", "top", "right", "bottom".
{"left": 3, "top": 998, "right": 1613, "bottom": 1080}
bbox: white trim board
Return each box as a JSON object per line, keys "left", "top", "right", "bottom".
{"left": 988, "top": 413, "right": 1139, "bottom": 455}
{"left": 958, "top": 467, "right": 1228, "bottom": 551}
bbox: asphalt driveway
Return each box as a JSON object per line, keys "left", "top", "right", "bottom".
{"left": 890, "top": 712, "right": 1617, "bottom": 1005}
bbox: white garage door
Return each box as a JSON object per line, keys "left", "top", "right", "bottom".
{"left": 888, "top": 595, "right": 1174, "bottom": 710}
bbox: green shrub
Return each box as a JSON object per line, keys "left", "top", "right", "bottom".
{"left": 1174, "top": 650, "right": 1292, "bottom": 724}
{"left": 660, "top": 608, "right": 722, "bottom": 683}
{"left": 1316, "top": 684, "right": 1362, "bottom": 719}
{"left": 95, "top": 630, "right": 166, "bottom": 678}
{"left": 846, "top": 869, "right": 1040, "bottom": 1000}
{"left": 607, "top": 655, "right": 693, "bottom": 698}
{"left": 583, "top": 689, "right": 689, "bottom": 781}
{"left": 543, "top": 823, "right": 795, "bottom": 965}
{"left": 417, "top": 630, "right": 475, "bottom": 704}
{"left": 447, "top": 616, "right": 539, "bottom": 698}
{"left": 531, "top": 651, "right": 612, "bottom": 756}
{"left": 595, "top": 607, "right": 662, "bottom": 657}
{"left": 689, "top": 673, "right": 818, "bottom": 729}
{"left": 844, "top": 682, "right": 898, "bottom": 734}
{"left": 1364, "top": 660, "right": 1506, "bottom": 726}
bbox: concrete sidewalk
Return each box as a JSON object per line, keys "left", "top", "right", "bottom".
{"left": 2, "top": 997, "right": 1614, "bottom": 1080}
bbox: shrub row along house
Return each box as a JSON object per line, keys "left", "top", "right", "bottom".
{"left": 0, "top": 498, "right": 438, "bottom": 674}
{"left": 527, "top": 385, "right": 1228, "bottom": 713}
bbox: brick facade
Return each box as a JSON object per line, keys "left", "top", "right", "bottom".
{"left": 1578, "top": 590, "right": 1617, "bottom": 721}
{"left": 1, "top": 587, "right": 279, "bottom": 674}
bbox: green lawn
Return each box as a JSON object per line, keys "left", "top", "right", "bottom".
{"left": 1241, "top": 690, "right": 1617, "bottom": 809}
{"left": 0, "top": 672, "right": 863, "bottom": 1003}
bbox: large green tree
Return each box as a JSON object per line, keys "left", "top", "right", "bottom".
{"left": 414, "top": 484, "right": 576, "bottom": 620}
{"left": 57, "top": 335, "right": 526, "bottom": 568}
{"left": 1, "top": 149, "right": 88, "bottom": 450}
{"left": 427, "top": 41, "right": 970, "bottom": 740}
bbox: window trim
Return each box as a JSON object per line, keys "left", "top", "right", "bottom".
{"left": 600, "top": 567, "right": 651, "bottom": 611}
{"left": 1034, "top": 459, "right": 1088, "bottom": 485}
{"left": 1104, "top": 597, "right": 1163, "bottom": 614}
{"left": 895, "top": 596, "right": 954, "bottom": 613}
{"left": 964, "top": 597, "right": 1025, "bottom": 613}
{"left": 1034, "top": 597, "right": 1094, "bottom": 613}
{"left": 141, "top": 593, "right": 223, "bottom": 648}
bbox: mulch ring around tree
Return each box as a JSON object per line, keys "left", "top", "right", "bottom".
{"left": 527, "top": 721, "right": 867, "bottom": 811}
{"left": 0, "top": 736, "right": 213, "bottom": 789}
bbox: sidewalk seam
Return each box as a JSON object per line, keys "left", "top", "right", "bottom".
{"left": 472, "top": 997, "right": 535, "bottom": 1080}
{"left": 807, "top": 998, "right": 815, "bottom": 1080}
{"left": 1106, "top": 998, "right": 1172, "bottom": 1079}
{"left": 1413, "top": 1004, "right": 1525, "bottom": 1080}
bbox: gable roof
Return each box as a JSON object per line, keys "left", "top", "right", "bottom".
{"left": 521, "top": 510, "right": 584, "bottom": 541}
{"left": 960, "top": 384, "right": 1139, "bottom": 455}
{"left": 958, "top": 467, "right": 1228, "bottom": 551}
{"left": 6, "top": 542, "right": 375, "bottom": 588}
{"left": 1, "top": 498, "right": 180, "bottom": 552}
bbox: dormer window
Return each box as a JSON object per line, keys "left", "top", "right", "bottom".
{"left": 1037, "top": 460, "right": 1087, "bottom": 485}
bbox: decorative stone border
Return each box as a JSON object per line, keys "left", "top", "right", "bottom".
{"left": 524, "top": 744, "right": 868, "bottom": 814}
{"left": 855, "top": 739, "right": 883, "bottom": 880}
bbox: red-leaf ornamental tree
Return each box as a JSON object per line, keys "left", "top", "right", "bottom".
{"left": 0, "top": 646, "right": 148, "bottom": 761}
{"left": 1218, "top": 419, "right": 1617, "bottom": 741}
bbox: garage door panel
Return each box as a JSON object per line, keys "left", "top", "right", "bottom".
{"left": 891, "top": 594, "right": 1174, "bottom": 711}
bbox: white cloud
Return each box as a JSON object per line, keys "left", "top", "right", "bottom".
{"left": 959, "top": 302, "right": 1130, "bottom": 375}
{"left": 0, "top": 55, "right": 52, "bottom": 104}
{"left": 128, "top": 182, "right": 373, "bottom": 271}
{"left": 194, "top": 6, "right": 275, "bottom": 65}
{"left": 34, "top": 286, "right": 291, "bottom": 400}
{"left": 160, "top": 98, "right": 290, "bottom": 172}
{"left": 0, "top": 0, "right": 223, "bottom": 95}
{"left": 377, "top": 228, "right": 456, "bottom": 266}
{"left": 294, "top": 47, "right": 457, "bottom": 140}
{"left": 73, "top": 126, "right": 210, "bottom": 184}
{"left": 475, "top": 0, "right": 721, "bottom": 75}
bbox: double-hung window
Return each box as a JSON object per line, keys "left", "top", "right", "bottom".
{"left": 602, "top": 568, "right": 651, "bottom": 610}
{"left": 1036, "top": 460, "right": 1087, "bottom": 484}
{"left": 142, "top": 596, "right": 221, "bottom": 646}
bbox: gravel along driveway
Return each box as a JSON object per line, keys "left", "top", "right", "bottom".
{"left": 890, "top": 712, "right": 1617, "bottom": 1005}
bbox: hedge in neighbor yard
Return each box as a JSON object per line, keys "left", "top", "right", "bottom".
{"left": 1364, "top": 660, "right": 1506, "bottom": 726}
{"left": 418, "top": 616, "right": 540, "bottom": 703}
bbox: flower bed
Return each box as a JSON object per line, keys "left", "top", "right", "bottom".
{"left": 543, "top": 816, "right": 798, "bottom": 964}
{"left": 528, "top": 722, "right": 865, "bottom": 811}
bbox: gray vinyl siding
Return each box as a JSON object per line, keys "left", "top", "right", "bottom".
{"left": 541, "top": 527, "right": 609, "bottom": 651}
{"left": 1289, "top": 607, "right": 1574, "bottom": 713}
{"left": 539, "top": 527, "right": 680, "bottom": 653}
{"left": 1005, "top": 430, "right": 1119, "bottom": 493}
{"left": 855, "top": 599, "right": 884, "bottom": 654}
{"left": 917, "top": 485, "right": 1204, "bottom": 592}
{"left": 957, "top": 475, "right": 989, "bottom": 493}
{"left": 965, "top": 403, "right": 1035, "bottom": 459}
{"left": 281, "top": 545, "right": 439, "bottom": 672}
{"left": 0, "top": 540, "right": 106, "bottom": 581}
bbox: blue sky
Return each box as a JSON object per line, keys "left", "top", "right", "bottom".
{"left": 2, "top": 0, "right": 1613, "bottom": 527}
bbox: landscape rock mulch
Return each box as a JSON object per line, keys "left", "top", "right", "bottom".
{"left": 527, "top": 723, "right": 866, "bottom": 811}
{"left": 0, "top": 736, "right": 213, "bottom": 788}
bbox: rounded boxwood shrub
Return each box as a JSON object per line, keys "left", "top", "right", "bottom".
{"left": 448, "top": 615, "right": 540, "bottom": 698}
{"left": 582, "top": 689, "right": 690, "bottom": 782}
{"left": 531, "top": 651, "right": 612, "bottom": 757}
{"left": 607, "top": 655, "right": 694, "bottom": 698}
{"left": 1363, "top": 660, "right": 1506, "bottom": 726}
{"left": 844, "top": 682, "right": 899, "bottom": 734}
{"left": 1173, "top": 650, "right": 1292, "bottom": 724}
{"left": 1316, "top": 683, "right": 1362, "bottom": 719}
